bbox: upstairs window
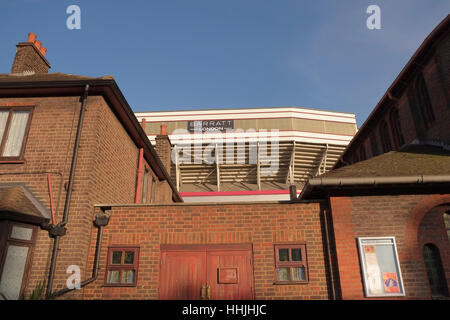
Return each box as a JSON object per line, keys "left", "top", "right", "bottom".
{"left": 274, "top": 244, "right": 309, "bottom": 283}
{"left": 141, "top": 167, "right": 150, "bottom": 203}
{"left": 358, "top": 145, "right": 366, "bottom": 162}
{"left": 105, "top": 247, "right": 139, "bottom": 286}
{"left": 150, "top": 177, "right": 157, "bottom": 204}
{"left": 369, "top": 134, "right": 379, "bottom": 157}
{"left": 379, "top": 120, "right": 392, "bottom": 153}
{"left": 0, "top": 108, "right": 32, "bottom": 161}
{"left": 415, "top": 74, "right": 435, "bottom": 129}
{"left": 390, "top": 108, "right": 405, "bottom": 149}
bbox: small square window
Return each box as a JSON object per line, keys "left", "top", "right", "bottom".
{"left": 112, "top": 251, "right": 122, "bottom": 264}
{"left": 107, "top": 270, "right": 120, "bottom": 283}
{"left": 105, "top": 247, "right": 139, "bottom": 286}
{"left": 124, "top": 251, "right": 134, "bottom": 264}
{"left": 274, "top": 244, "right": 308, "bottom": 283}
{"left": 277, "top": 267, "right": 290, "bottom": 281}
{"left": 292, "top": 248, "right": 302, "bottom": 261}
{"left": 278, "top": 249, "right": 289, "bottom": 261}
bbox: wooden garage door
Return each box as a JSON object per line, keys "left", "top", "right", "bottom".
{"left": 159, "top": 244, "right": 254, "bottom": 300}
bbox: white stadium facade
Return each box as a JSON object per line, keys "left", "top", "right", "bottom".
{"left": 135, "top": 107, "right": 357, "bottom": 202}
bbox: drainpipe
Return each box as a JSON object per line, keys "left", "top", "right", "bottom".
{"left": 134, "top": 120, "right": 146, "bottom": 203}
{"left": 47, "top": 173, "right": 56, "bottom": 226}
{"left": 43, "top": 84, "right": 89, "bottom": 299}
{"left": 49, "top": 208, "right": 111, "bottom": 298}
{"left": 322, "top": 207, "right": 338, "bottom": 300}
{"left": 135, "top": 148, "right": 144, "bottom": 203}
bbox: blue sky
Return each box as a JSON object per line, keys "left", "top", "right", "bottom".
{"left": 1, "top": 1, "right": 448, "bottom": 126}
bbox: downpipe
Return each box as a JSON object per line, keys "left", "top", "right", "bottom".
{"left": 42, "top": 84, "right": 89, "bottom": 299}
{"left": 49, "top": 209, "right": 111, "bottom": 298}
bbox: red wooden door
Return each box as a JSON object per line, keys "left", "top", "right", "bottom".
{"left": 206, "top": 249, "right": 253, "bottom": 300}
{"left": 159, "top": 249, "right": 206, "bottom": 300}
{"left": 159, "top": 245, "right": 254, "bottom": 300}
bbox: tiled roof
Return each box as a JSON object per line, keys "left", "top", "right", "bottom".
{"left": 321, "top": 144, "right": 450, "bottom": 179}
{"left": 0, "top": 184, "right": 50, "bottom": 222}
{"left": 0, "top": 72, "right": 113, "bottom": 82}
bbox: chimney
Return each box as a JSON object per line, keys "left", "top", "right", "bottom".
{"left": 154, "top": 124, "right": 172, "bottom": 173}
{"left": 11, "top": 33, "right": 50, "bottom": 74}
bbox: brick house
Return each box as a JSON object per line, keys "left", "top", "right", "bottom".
{"left": 0, "top": 15, "right": 449, "bottom": 301}
{"left": 0, "top": 33, "right": 181, "bottom": 300}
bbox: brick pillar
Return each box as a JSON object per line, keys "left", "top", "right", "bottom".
{"left": 154, "top": 125, "right": 172, "bottom": 173}
{"left": 11, "top": 33, "right": 50, "bottom": 74}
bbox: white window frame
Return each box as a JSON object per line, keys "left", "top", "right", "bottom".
{"left": 357, "top": 237, "right": 406, "bottom": 298}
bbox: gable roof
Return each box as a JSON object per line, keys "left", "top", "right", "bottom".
{"left": 334, "top": 14, "right": 450, "bottom": 168}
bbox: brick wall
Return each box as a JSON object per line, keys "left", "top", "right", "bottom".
{"left": 0, "top": 93, "right": 174, "bottom": 299}
{"left": 330, "top": 194, "right": 450, "bottom": 299}
{"left": 82, "top": 202, "right": 331, "bottom": 300}
{"left": 11, "top": 43, "right": 50, "bottom": 74}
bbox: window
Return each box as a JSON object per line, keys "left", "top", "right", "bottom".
{"left": 105, "top": 247, "right": 139, "bottom": 286}
{"left": 369, "top": 134, "right": 379, "bottom": 157}
{"left": 274, "top": 244, "right": 308, "bottom": 283}
{"left": 390, "top": 108, "right": 405, "bottom": 149}
{"left": 150, "top": 177, "right": 156, "bottom": 204}
{"left": 379, "top": 120, "right": 392, "bottom": 153}
{"left": 415, "top": 74, "right": 435, "bottom": 129}
{"left": 444, "top": 212, "right": 450, "bottom": 243}
{"left": 358, "top": 145, "right": 366, "bottom": 162}
{"left": 0, "top": 221, "right": 37, "bottom": 300}
{"left": 423, "top": 243, "right": 448, "bottom": 298}
{"left": 0, "top": 108, "right": 32, "bottom": 161}
{"left": 141, "top": 167, "right": 150, "bottom": 203}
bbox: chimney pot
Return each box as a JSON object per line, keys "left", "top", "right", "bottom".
{"left": 160, "top": 125, "right": 167, "bottom": 135}
{"left": 34, "top": 40, "right": 41, "bottom": 49}
{"left": 39, "top": 47, "right": 47, "bottom": 56}
{"left": 27, "top": 33, "right": 37, "bottom": 43}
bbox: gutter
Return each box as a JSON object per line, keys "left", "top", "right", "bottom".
{"left": 300, "top": 174, "right": 450, "bottom": 200}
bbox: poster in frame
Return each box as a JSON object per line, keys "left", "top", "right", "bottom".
{"left": 357, "top": 237, "right": 406, "bottom": 298}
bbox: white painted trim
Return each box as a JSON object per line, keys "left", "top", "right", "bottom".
{"left": 181, "top": 193, "right": 291, "bottom": 203}
{"left": 146, "top": 130, "right": 353, "bottom": 146}
{"left": 135, "top": 107, "right": 356, "bottom": 124}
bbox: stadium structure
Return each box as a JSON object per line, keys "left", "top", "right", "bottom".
{"left": 135, "top": 107, "right": 357, "bottom": 202}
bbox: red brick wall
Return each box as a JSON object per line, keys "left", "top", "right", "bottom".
{"left": 0, "top": 94, "right": 174, "bottom": 299}
{"left": 82, "top": 202, "right": 331, "bottom": 300}
{"left": 11, "top": 43, "right": 50, "bottom": 74}
{"left": 330, "top": 194, "right": 450, "bottom": 299}
{"left": 0, "top": 96, "right": 82, "bottom": 298}
{"left": 418, "top": 204, "right": 450, "bottom": 297}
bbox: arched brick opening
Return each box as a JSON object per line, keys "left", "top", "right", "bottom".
{"left": 405, "top": 195, "right": 450, "bottom": 299}
{"left": 405, "top": 195, "right": 450, "bottom": 253}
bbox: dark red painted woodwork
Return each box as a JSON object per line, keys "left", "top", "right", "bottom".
{"left": 159, "top": 245, "right": 254, "bottom": 300}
